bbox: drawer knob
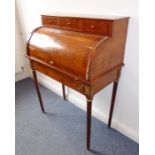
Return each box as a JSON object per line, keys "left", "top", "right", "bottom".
{"left": 67, "top": 22, "right": 71, "bottom": 25}
{"left": 90, "top": 25, "right": 95, "bottom": 28}
{"left": 49, "top": 60, "right": 54, "bottom": 64}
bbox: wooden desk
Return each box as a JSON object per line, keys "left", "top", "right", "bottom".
{"left": 27, "top": 14, "right": 129, "bottom": 149}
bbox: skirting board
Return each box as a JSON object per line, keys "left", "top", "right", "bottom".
{"left": 34, "top": 72, "right": 139, "bottom": 143}
{"left": 15, "top": 71, "right": 30, "bottom": 82}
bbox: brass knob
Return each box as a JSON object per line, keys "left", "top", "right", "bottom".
{"left": 67, "top": 22, "right": 71, "bottom": 25}
{"left": 90, "top": 25, "right": 95, "bottom": 28}
{"left": 49, "top": 60, "right": 54, "bottom": 64}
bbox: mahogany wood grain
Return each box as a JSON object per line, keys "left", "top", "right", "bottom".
{"left": 80, "top": 18, "right": 112, "bottom": 36}
{"left": 41, "top": 16, "right": 60, "bottom": 27}
{"left": 28, "top": 27, "right": 106, "bottom": 80}
{"left": 60, "top": 17, "right": 80, "bottom": 30}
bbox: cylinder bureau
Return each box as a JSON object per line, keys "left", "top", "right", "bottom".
{"left": 26, "top": 14, "right": 129, "bottom": 150}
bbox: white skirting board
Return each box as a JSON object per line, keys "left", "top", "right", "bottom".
{"left": 33, "top": 72, "right": 139, "bottom": 143}
{"left": 15, "top": 71, "right": 30, "bottom": 82}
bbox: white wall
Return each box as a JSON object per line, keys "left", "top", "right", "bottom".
{"left": 15, "top": 8, "right": 30, "bottom": 81}
{"left": 16, "top": 0, "right": 139, "bottom": 142}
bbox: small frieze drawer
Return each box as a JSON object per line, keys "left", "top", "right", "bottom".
{"left": 60, "top": 17, "right": 80, "bottom": 30}
{"left": 41, "top": 16, "right": 60, "bottom": 27}
{"left": 81, "top": 19, "right": 112, "bottom": 35}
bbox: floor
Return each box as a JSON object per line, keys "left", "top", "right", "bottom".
{"left": 15, "top": 78, "right": 139, "bottom": 155}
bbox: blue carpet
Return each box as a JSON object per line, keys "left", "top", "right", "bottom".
{"left": 15, "top": 78, "right": 139, "bottom": 155}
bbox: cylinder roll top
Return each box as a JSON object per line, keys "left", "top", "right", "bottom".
{"left": 27, "top": 27, "right": 105, "bottom": 79}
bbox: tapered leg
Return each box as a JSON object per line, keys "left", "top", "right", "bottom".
{"left": 32, "top": 69, "right": 45, "bottom": 113}
{"left": 87, "top": 100, "right": 92, "bottom": 150}
{"left": 108, "top": 81, "right": 118, "bottom": 128}
{"left": 62, "top": 84, "right": 66, "bottom": 100}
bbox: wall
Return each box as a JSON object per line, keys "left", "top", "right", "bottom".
{"left": 16, "top": 0, "right": 139, "bottom": 142}
{"left": 15, "top": 8, "right": 30, "bottom": 81}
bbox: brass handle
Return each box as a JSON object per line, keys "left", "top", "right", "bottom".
{"left": 49, "top": 60, "right": 54, "bottom": 64}
{"left": 67, "top": 22, "right": 71, "bottom": 25}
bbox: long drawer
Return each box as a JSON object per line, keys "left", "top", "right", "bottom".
{"left": 31, "top": 60, "right": 91, "bottom": 96}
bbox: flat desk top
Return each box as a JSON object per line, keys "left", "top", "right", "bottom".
{"left": 41, "top": 12, "right": 129, "bottom": 20}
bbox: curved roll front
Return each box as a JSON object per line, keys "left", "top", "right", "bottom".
{"left": 27, "top": 26, "right": 108, "bottom": 80}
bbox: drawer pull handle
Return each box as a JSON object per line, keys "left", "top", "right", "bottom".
{"left": 90, "top": 25, "right": 95, "bottom": 28}
{"left": 67, "top": 22, "right": 71, "bottom": 25}
{"left": 49, "top": 60, "right": 54, "bottom": 64}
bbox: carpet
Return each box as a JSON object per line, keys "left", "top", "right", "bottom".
{"left": 15, "top": 78, "right": 139, "bottom": 155}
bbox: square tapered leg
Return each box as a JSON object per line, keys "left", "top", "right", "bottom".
{"left": 86, "top": 99, "right": 92, "bottom": 150}
{"left": 62, "top": 84, "right": 66, "bottom": 100}
{"left": 32, "top": 69, "right": 45, "bottom": 113}
{"left": 108, "top": 81, "right": 118, "bottom": 128}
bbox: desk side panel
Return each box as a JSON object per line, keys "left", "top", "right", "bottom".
{"left": 89, "top": 18, "right": 129, "bottom": 80}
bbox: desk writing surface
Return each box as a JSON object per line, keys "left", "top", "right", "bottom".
{"left": 41, "top": 12, "right": 129, "bottom": 20}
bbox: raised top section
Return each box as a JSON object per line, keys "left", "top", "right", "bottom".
{"left": 41, "top": 13, "right": 129, "bottom": 36}
{"left": 41, "top": 12, "right": 129, "bottom": 20}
